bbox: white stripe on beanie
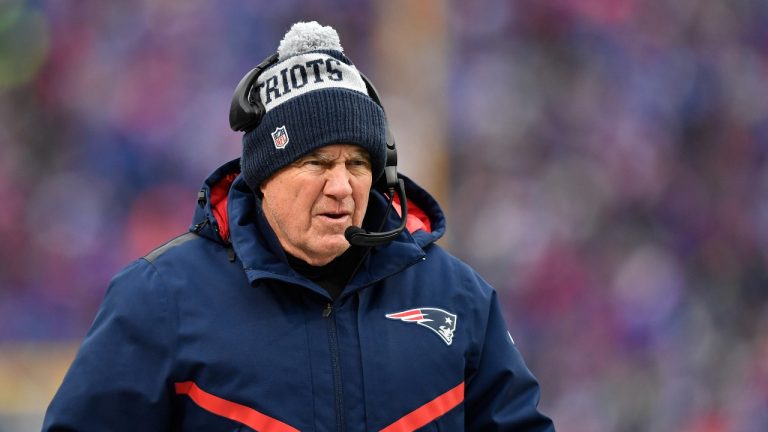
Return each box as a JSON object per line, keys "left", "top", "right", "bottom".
{"left": 255, "top": 52, "right": 367, "bottom": 113}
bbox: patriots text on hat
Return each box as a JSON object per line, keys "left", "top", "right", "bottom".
{"left": 255, "top": 26, "right": 367, "bottom": 112}
{"left": 256, "top": 53, "right": 367, "bottom": 110}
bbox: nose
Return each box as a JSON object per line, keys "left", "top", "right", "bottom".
{"left": 323, "top": 163, "right": 353, "bottom": 199}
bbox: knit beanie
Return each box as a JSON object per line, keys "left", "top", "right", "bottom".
{"left": 240, "top": 21, "right": 388, "bottom": 191}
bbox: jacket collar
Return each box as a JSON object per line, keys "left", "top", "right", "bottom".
{"left": 228, "top": 175, "right": 426, "bottom": 298}
{"left": 191, "top": 158, "right": 445, "bottom": 298}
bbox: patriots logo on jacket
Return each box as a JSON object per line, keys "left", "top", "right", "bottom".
{"left": 386, "top": 308, "right": 457, "bottom": 346}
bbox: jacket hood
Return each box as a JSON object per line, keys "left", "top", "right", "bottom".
{"left": 189, "top": 158, "right": 241, "bottom": 244}
{"left": 190, "top": 158, "right": 446, "bottom": 249}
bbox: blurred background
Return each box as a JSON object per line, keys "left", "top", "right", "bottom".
{"left": 1, "top": 0, "right": 767, "bottom": 430}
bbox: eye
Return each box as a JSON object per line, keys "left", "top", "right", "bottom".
{"left": 297, "top": 158, "right": 326, "bottom": 169}
{"left": 347, "top": 158, "right": 371, "bottom": 169}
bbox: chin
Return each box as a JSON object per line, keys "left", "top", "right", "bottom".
{"left": 326, "top": 240, "right": 350, "bottom": 256}
{"left": 307, "top": 239, "right": 349, "bottom": 264}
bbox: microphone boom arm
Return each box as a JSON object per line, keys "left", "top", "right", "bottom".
{"left": 344, "top": 179, "right": 408, "bottom": 247}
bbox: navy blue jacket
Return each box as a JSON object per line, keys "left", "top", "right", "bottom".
{"left": 44, "top": 159, "right": 554, "bottom": 431}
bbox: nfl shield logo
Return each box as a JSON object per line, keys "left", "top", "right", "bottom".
{"left": 271, "top": 126, "right": 289, "bottom": 149}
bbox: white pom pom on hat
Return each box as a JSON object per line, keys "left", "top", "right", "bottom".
{"left": 277, "top": 21, "right": 343, "bottom": 59}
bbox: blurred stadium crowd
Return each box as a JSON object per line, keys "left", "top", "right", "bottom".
{"left": 1, "top": 0, "right": 767, "bottom": 430}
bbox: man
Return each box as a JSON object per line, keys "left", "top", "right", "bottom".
{"left": 44, "top": 21, "right": 554, "bottom": 431}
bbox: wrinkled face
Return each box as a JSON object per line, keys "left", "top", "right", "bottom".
{"left": 260, "top": 144, "right": 372, "bottom": 266}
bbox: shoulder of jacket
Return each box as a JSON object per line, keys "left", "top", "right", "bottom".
{"left": 422, "top": 244, "right": 495, "bottom": 295}
{"left": 424, "top": 244, "right": 473, "bottom": 272}
{"left": 143, "top": 232, "right": 200, "bottom": 263}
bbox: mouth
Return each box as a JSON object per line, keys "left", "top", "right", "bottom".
{"left": 317, "top": 211, "right": 351, "bottom": 222}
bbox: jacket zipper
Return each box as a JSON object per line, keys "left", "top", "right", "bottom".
{"left": 323, "top": 303, "right": 345, "bottom": 432}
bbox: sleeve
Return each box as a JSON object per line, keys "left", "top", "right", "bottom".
{"left": 42, "top": 259, "right": 176, "bottom": 431}
{"left": 464, "top": 290, "right": 555, "bottom": 431}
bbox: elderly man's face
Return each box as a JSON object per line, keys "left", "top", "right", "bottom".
{"left": 260, "top": 144, "right": 373, "bottom": 266}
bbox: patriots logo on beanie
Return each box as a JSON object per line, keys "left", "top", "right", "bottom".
{"left": 240, "top": 21, "right": 388, "bottom": 191}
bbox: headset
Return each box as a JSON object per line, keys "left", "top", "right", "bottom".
{"left": 228, "top": 54, "right": 408, "bottom": 247}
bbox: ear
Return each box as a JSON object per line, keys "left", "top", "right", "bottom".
{"left": 258, "top": 183, "right": 267, "bottom": 199}
{"left": 252, "top": 177, "right": 267, "bottom": 200}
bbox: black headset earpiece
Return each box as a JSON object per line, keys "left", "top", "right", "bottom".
{"left": 228, "top": 54, "right": 408, "bottom": 247}
{"left": 347, "top": 74, "right": 408, "bottom": 247}
{"left": 229, "top": 53, "right": 279, "bottom": 133}
{"left": 358, "top": 72, "right": 399, "bottom": 192}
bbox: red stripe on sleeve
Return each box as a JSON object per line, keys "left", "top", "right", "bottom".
{"left": 175, "top": 381, "right": 299, "bottom": 432}
{"left": 379, "top": 382, "right": 465, "bottom": 432}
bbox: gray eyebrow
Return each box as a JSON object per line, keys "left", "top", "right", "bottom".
{"left": 303, "top": 148, "right": 370, "bottom": 162}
